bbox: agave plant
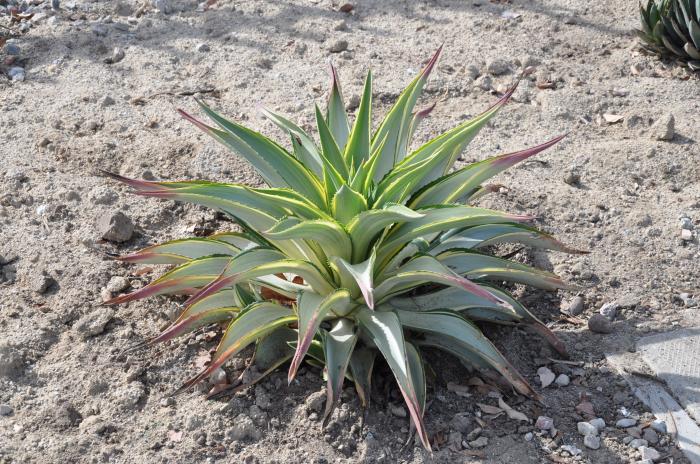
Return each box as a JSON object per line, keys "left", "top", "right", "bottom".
{"left": 105, "top": 48, "right": 580, "bottom": 450}
{"left": 637, "top": 0, "right": 700, "bottom": 70}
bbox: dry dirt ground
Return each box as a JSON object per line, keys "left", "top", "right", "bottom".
{"left": 1, "top": 0, "right": 699, "bottom": 463}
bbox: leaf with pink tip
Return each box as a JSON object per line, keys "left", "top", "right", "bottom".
{"left": 409, "top": 135, "right": 566, "bottom": 208}
{"left": 394, "top": 308, "right": 540, "bottom": 401}
{"left": 174, "top": 302, "right": 295, "bottom": 395}
{"left": 371, "top": 46, "right": 442, "bottom": 181}
{"left": 326, "top": 63, "right": 351, "bottom": 151}
{"left": 355, "top": 308, "right": 431, "bottom": 450}
{"left": 118, "top": 238, "right": 242, "bottom": 265}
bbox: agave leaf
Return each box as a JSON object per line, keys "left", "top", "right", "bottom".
{"left": 388, "top": 285, "right": 567, "bottom": 356}
{"left": 355, "top": 308, "right": 431, "bottom": 450}
{"left": 207, "top": 231, "right": 259, "bottom": 249}
{"left": 373, "top": 254, "right": 507, "bottom": 306}
{"left": 185, "top": 256, "right": 336, "bottom": 309}
{"left": 260, "top": 107, "right": 323, "bottom": 176}
{"left": 347, "top": 204, "right": 425, "bottom": 262}
{"left": 351, "top": 131, "right": 388, "bottom": 195}
{"left": 182, "top": 104, "right": 326, "bottom": 208}
{"left": 396, "top": 104, "right": 436, "bottom": 163}
{"left": 146, "top": 307, "right": 238, "bottom": 346}
{"left": 343, "top": 71, "right": 372, "bottom": 171}
{"left": 348, "top": 346, "right": 376, "bottom": 408}
{"left": 315, "top": 104, "right": 350, "bottom": 180}
{"left": 409, "top": 135, "right": 565, "bottom": 208}
{"left": 405, "top": 342, "right": 426, "bottom": 419}
{"left": 118, "top": 238, "right": 241, "bottom": 265}
{"left": 182, "top": 288, "right": 242, "bottom": 316}
{"left": 322, "top": 318, "right": 358, "bottom": 424}
{"left": 429, "top": 223, "right": 585, "bottom": 255}
{"left": 382, "top": 238, "right": 431, "bottom": 273}
{"left": 326, "top": 64, "right": 351, "bottom": 152}
{"left": 288, "top": 290, "right": 353, "bottom": 383}
{"left": 393, "top": 308, "right": 540, "bottom": 400}
{"left": 176, "top": 302, "right": 296, "bottom": 394}
{"left": 436, "top": 249, "right": 573, "bottom": 291}
{"left": 330, "top": 252, "right": 376, "bottom": 309}
{"left": 264, "top": 217, "right": 353, "bottom": 263}
{"left": 371, "top": 47, "right": 442, "bottom": 181}
{"left": 105, "top": 255, "right": 238, "bottom": 305}
{"left": 331, "top": 185, "right": 368, "bottom": 225}
{"left": 693, "top": 20, "right": 700, "bottom": 50}
{"left": 392, "top": 83, "right": 518, "bottom": 190}
{"left": 378, "top": 205, "right": 534, "bottom": 264}
{"left": 417, "top": 332, "right": 492, "bottom": 371}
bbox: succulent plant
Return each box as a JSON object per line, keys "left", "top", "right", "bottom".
{"left": 105, "top": 48, "right": 580, "bottom": 450}
{"left": 637, "top": 0, "right": 700, "bottom": 70}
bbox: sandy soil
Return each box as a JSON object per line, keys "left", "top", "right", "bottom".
{"left": 1, "top": 0, "right": 699, "bottom": 463}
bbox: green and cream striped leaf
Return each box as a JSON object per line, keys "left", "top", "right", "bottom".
{"left": 322, "top": 318, "right": 358, "bottom": 424}
{"left": 355, "top": 308, "right": 431, "bottom": 450}
{"left": 289, "top": 289, "right": 353, "bottom": 382}
{"left": 436, "top": 249, "right": 571, "bottom": 291}
{"left": 392, "top": 308, "right": 540, "bottom": 400}
{"left": 265, "top": 217, "right": 353, "bottom": 263}
{"left": 118, "top": 237, "right": 242, "bottom": 265}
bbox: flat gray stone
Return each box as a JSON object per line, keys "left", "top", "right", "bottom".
{"left": 638, "top": 328, "right": 700, "bottom": 423}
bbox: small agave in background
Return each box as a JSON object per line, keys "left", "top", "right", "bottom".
{"left": 637, "top": 0, "right": 700, "bottom": 71}
{"left": 104, "top": 47, "right": 582, "bottom": 450}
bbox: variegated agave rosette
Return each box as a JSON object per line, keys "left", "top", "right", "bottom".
{"left": 637, "top": 0, "right": 700, "bottom": 70}
{"left": 105, "top": 48, "right": 581, "bottom": 450}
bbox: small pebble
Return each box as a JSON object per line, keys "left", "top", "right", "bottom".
{"left": 650, "top": 113, "right": 674, "bottom": 141}
{"left": 577, "top": 421, "right": 598, "bottom": 436}
{"left": 486, "top": 59, "right": 510, "bottom": 75}
{"left": 616, "top": 418, "right": 637, "bottom": 428}
{"left": 564, "top": 170, "right": 581, "bottom": 186}
{"left": 390, "top": 404, "right": 407, "bottom": 418}
{"left": 468, "top": 436, "right": 488, "bottom": 448}
{"left": 583, "top": 434, "right": 600, "bottom": 450}
{"left": 562, "top": 295, "right": 584, "bottom": 316}
{"left": 588, "top": 314, "right": 614, "bottom": 334}
{"left": 106, "top": 276, "right": 129, "bottom": 293}
{"left": 160, "top": 397, "right": 175, "bottom": 407}
{"left": 100, "top": 95, "right": 115, "bottom": 107}
{"left": 98, "top": 211, "right": 134, "bottom": 243}
{"left": 4, "top": 43, "right": 20, "bottom": 56}
{"left": 629, "top": 438, "right": 648, "bottom": 449}
{"left": 650, "top": 420, "right": 667, "bottom": 434}
{"left": 196, "top": 43, "right": 210, "bottom": 53}
{"left": 0, "top": 404, "right": 12, "bottom": 416}
{"left": 555, "top": 374, "right": 570, "bottom": 387}
{"left": 329, "top": 40, "right": 348, "bottom": 53}
{"left": 104, "top": 47, "right": 125, "bottom": 64}
{"left": 589, "top": 418, "right": 606, "bottom": 431}
{"left": 535, "top": 416, "right": 554, "bottom": 430}
{"left": 639, "top": 446, "right": 661, "bottom": 461}
{"left": 642, "top": 428, "right": 658, "bottom": 444}
{"left": 8, "top": 67, "right": 25, "bottom": 82}
{"left": 560, "top": 444, "right": 582, "bottom": 456}
{"left": 599, "top": 302, "right": 619, "bottom": 320}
